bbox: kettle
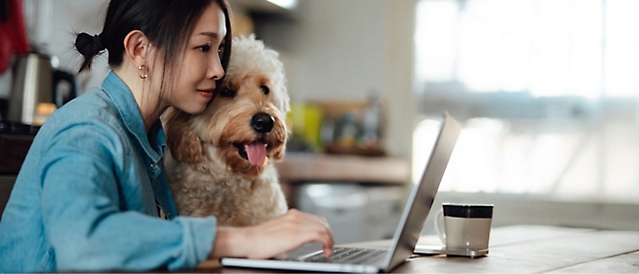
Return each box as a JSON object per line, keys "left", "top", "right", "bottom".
{"left": 7, "top": 52, "right": 76, "bottom": 126}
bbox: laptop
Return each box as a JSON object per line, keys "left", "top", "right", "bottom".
{"left": 221, "top": 112, "right": 461, "bottom": 273}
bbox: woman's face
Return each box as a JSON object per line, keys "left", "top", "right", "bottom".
{"left": 158, "top": 2, "right": 227, "bottom": 115}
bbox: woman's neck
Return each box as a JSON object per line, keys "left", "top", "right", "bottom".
{"left": 113, "top": 68, "right": 168, "bottom": 132}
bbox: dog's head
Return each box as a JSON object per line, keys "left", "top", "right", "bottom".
{"left": 164, "top": 35, "right": 290, "bottom": 177}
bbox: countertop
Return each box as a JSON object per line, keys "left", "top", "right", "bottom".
{"left": 275, "top": 153, "right": 410, "bottom": 184}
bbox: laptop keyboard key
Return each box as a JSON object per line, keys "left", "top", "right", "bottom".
{"left": 301, "top": 247, "right": 386, "bottom": 265}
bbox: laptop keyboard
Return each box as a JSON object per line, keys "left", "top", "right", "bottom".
{"left": 300, "top": 247, "right": 387, "bottom": 264}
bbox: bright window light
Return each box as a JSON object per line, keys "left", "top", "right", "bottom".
{"left": 413, "top": 0, "right": 639, "bottom": 203}
{"left": 415, "top": 0, "right": 639, "bottom": 98}
{"left": 267, "top": 0, "right": 297, "bottom": 9}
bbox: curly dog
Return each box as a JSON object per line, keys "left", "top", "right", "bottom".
{"left": 163, "top": 35, "right": 290, "bottom": 226}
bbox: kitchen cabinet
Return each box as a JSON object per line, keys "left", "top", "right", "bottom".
{"left": 0, "top": 133, "right": 32, "bottom": 220}
{"left": 0, "top": 133, "right": 33, "bottom": 175}
{"left": 0, "top": 176, "right": 16, "bottom": 220}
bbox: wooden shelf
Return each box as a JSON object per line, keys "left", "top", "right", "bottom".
{"left": 275, "top": 153, "right": 410, "bottom": 184}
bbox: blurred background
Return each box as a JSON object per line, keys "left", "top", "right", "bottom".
{"left": 1, "top": 0, "right": 639, "bottom": 244}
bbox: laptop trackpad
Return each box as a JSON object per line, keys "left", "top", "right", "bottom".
{"left": 275, "top": 242, "right": 324, "bottom": 260}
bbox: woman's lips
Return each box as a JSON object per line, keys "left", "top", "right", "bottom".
{"left": 198, "top": 90, "right": 214, "bottom": 99}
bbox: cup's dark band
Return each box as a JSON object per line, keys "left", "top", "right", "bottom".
{"left": 443, "top": 204, "right": 493, "bottom": 219}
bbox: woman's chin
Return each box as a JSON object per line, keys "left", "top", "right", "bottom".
{"left": 179, "top": 104, "right": 208, "bottom": 115}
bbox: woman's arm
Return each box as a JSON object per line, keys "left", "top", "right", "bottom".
{"left": 211, "top": 209, "right": 334, "bottom": 259}
{"left": 40, "top": 123, "right": 215, "bottom": 271}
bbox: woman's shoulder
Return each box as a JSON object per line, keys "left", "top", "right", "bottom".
{"left": 58, "top": 87, "right": 117, "bottom": 118}
{"left": 24, "top": 87, "right": 131, "bottom": 165}
{"left": 43, "top": 87, "right": 124, "bottom": 136}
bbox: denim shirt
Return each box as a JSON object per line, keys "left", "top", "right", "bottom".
{"left": 0, "top": 71, "right": 216, "bottom": 272}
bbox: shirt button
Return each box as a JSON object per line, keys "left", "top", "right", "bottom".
{"left": 150, "top": 163, "right": 158, "bottom": 169}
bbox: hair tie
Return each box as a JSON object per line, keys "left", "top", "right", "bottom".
{"left": 93, "top": 34, "right": 105, "bottom": 53}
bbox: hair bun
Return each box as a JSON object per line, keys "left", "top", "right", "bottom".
{"left": 75, "top": 32, "right": 105, "bottom": 73}
{"left": 75, "top": 32, "right": 105, "bottom": 57}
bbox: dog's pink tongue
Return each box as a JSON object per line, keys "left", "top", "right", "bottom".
{"left": 245, "top": 141, "right": 267, "bottom": 166}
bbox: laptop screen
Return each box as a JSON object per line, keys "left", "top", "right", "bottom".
{"left": 382, "top": 113, "right": 461, "bottom": 271}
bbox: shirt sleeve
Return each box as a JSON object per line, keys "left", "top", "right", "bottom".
{"left": 39, "top": 121, "right": 216, "bottom": 271}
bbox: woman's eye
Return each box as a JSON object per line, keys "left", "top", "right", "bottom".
{"left": 220, "top": 88, "right": 236, "bottom": 98}
{"left": 218, "top": 44, "right": 226, "bottom": 54}
{"left": 260, "top": 85, "right": 270, "bottom": 95}
{"left": 198, "top": 43, "right": 212, "bottom": 52}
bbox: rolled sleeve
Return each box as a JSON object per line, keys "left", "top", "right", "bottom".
{"left": 171, "top": 216, "right": 217, "bottom": 270}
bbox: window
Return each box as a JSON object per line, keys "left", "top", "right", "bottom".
{"left": 413, "top": 0, "right": 639, "bottom": 204}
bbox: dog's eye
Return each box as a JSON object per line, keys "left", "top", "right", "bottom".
{"left": 260, "top": 85, "right": 270, "bottom": 95}
{"left": 220, "top": 88, "right": 236, "bottom": 98}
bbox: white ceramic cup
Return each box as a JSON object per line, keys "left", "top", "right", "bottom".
{"left": 434, "top": 203, "right": 494, "bottom": 250}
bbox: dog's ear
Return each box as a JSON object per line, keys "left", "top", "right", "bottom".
{"left": 163, "top": 107, "right": 205, "bottom": 163}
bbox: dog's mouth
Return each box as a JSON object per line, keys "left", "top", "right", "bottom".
{"left": 233, "top": 140, "right": 268, "bottom": 166}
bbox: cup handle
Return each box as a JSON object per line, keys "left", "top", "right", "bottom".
{"left": 434, "top": 209, "right": 446, "bottom": 245}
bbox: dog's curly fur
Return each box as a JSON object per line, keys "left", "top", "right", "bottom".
{"left": 163, "top": 35, "right": 290, "bottom": 227}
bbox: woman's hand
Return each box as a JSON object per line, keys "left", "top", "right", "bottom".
{"left": 210, "top": 209, "right": 334, "bottom": 259}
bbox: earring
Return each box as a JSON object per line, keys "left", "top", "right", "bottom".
{"left": 139, "top": 65, "right": 148, "bottom": 79}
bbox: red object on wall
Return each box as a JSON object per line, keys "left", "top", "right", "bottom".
{"left": 0, "top": 0, "right": 30, "bottom": 74}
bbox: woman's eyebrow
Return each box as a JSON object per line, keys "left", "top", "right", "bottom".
{"left": 196, "top": 32, "right": 219, "bottom": 39}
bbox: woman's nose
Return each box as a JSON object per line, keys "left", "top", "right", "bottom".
{"left": 209, "top": 55, "right": 225, "bottom": 80}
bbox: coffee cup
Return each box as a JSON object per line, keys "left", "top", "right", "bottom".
{"left": 434, "top": 203, "right": 493, "bottom": 251}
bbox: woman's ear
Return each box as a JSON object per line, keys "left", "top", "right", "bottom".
{"left": 122, "top": 30, "right": 150, "bottom": 68}
{"left": 163, "top": 107, "right": 205, "bottom": 163}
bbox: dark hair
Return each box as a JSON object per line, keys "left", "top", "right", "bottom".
{"left": 75, "top": 0, "right": 233, "bottom": 90}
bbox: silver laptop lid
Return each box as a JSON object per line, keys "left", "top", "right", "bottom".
{"left": 381, "top": 113, "right": 461, "bottom": 272}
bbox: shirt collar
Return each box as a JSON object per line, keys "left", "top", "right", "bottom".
{"left": 102, "top": 71, "right": 167, "bottom": 163}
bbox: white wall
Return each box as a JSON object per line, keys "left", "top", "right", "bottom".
{"left": 276, "top": 0, "right": 419, "bottom": 158}
{"left": 382, "top": 0, "right": 419, "bottom": 159}
{"left": 283, "top": 0, "right": 386, "bottom": 102}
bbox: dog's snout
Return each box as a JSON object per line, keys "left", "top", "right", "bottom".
{"left": 251, "top": 113, "right": 274, "bottom": 133}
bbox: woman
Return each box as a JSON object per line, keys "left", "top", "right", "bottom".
{"left": 0, "top": 0, "right": 333, "bottom": 272}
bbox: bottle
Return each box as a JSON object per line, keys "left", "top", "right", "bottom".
{"left": 336, "top": 111, "right": 359, "bottom": 148}
{"left": 360, "top": 94, "right": 382, "bottom": 149}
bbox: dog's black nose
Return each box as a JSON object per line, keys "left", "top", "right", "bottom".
{"left": 251, "top": 113, "right": 274, "bottom": 133}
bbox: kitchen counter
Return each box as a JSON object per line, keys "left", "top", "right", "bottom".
{"left": 275, "top": 153, "right": 410, "bottom": 184}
